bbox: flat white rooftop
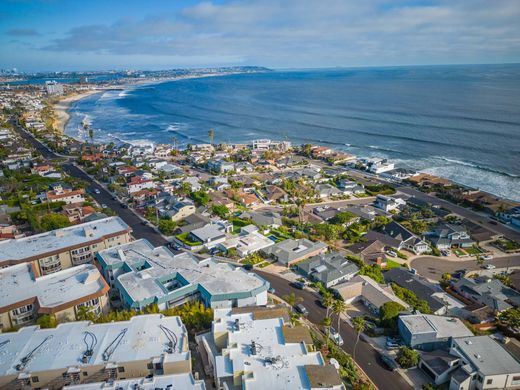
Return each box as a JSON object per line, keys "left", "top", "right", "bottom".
{"left": 400, "top": 314, "right": 473, "bottom": 339}
{"left": 64, "top": 373, "right": 206, "bottom": 390}
{"left": 0, "top": 263, "right": 107, "bottom": 312}
{"left": 0, "top": 217, "right": 130, "bottom": 263}
{"left": 0, "top": 314, "right": 189, "bottom": 376}
{"left": 212, "top": 309, "right": 341, "bottom": 390}
{"left": 97, "top": 239, "right": 268, "bottom": 305}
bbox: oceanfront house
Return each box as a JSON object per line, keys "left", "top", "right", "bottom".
{"left": 419, "top": 336, "right": 520, "bottom": 389}
{"left": 219, "top": 225, "right": 274, "bottom": 257}
{"left": 0, "top": 217, "right": 132, "bottom": 276}
{"left": 251, "top": 138, "right": 291, "bottom": 151}
{"left": 196, "top": 306, "right": 344, "bottom": 390}
{"left": 240, "top": 210, "right": 282, "bottom": 228}
{"left": 333, "top": 275, "right": 410, "bottom": 315}
{"left": 452, "top": 276, "right": 520, "bottom": 313}
{"left": 385, "top": 268, "right": 464, "bottom": 315}
{"left": 363, "top": 157, "right": 395, "bottom": 174}
{"left": 0, "top": 263, "right": 109, "bottom": 331}
{"left": 96, "top": 239, "right": 269, "bottom": 310}
{"left": 373, "top": 194, "right": 406, "bottom": 212}
{"left": 294, "top": 251, "right": 360, "bottom": 288}
{"left": 261, "top": 238, "right": 328, "bottom": 267}
{"left": 0, "top": 314, "right": 192, "bottom": 389}
{"left": 397, "top": 314, "right": 473, "bottom": 351}
{"left": 367, "top": 221, "right": 430, "bottom": 255}
{"left": 185, "top": 221, "right": 232, "bottom": 249}
{"left": 425, "top": 223, "right": 475, "bottom": 250}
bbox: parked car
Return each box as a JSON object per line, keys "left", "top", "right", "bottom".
{"left": 268, "top": 287, "right": 276, "bottom": 294}
{"left": 242, "top": 264, "right": 254, "bottom": 271}
{"left": 379, "top": 352, "right": 398, "bottom": 371}
{"left": 94, "top": 188, "right": 101, "bottom": 194}
{"left": 101, "top": 204, "right": 108, "bottom": 209}
{"left": 484, "top": 264, "right": 496, "bottom": 270}
{"left": 441, "top": 249, "right": 451, "bottom": 256}
{"left": 329, "top": 327, "right": 344, "bottom": 346}
{"left": 482, "top": 255, "right": 493, "bottom": 261}
{"left": 386, "top": 250, "right": 397, "bottom": 257}
{"left": 294, "top": 304, "right": 309, "bottom": 316}
{"left": 292, "top": 281, "right": 305, "bottom": 290}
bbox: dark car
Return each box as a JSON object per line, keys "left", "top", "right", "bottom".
{"left": 294, "top": 304, "right": 309, "bottom": 316}
{"left": 292, "top": 281, "right": 305, "bottom": 290}
{"left": 379, "top": 352, "right": 398, "bottom": 371}
{"left": 120, "top": 204, "right": 128, "bottom": 208}
{"left": 242, "top": 264, "right": 254, "bottom": 271}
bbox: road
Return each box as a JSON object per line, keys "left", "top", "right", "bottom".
{"left": 410, "top": 254, "right": 520, "bottom": 281}
{"left": 397, "top": 186, "right": 520, "bottom": 242}
{"left": 11, "top": 119, "right": 168, "bottom": 247}
{"left": 256, "top": 270, "right": 412, "bottom": 390}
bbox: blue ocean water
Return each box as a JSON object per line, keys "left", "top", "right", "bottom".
{"left": 65, "top": 65, "right": 520, "bottom": 201}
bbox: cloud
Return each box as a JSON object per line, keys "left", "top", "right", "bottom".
{"left": 39, "top": 0, "right": 520, "bottom": 67}
{"left": 6, "top": 28, "right": 40, "bottom": 36}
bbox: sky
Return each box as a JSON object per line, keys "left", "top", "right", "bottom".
{"left": 1, "top": 0, "right": 519, "bottom": 72}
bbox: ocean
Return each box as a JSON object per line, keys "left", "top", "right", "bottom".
{"left": 65, "top": 64, "right": 520, "bottom": 201}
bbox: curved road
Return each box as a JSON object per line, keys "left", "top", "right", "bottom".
{"left": 410, "top": 254, "right": 520, "bottom": 281}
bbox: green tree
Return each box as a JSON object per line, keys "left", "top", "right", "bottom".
{"left": 498, "top": 308, "right": 520, "bottom": 330}
{"left": 37, "top": 314, "right": 57, "bottom": 329}
{"left": 40, "top": 213, "right": 71, "bottom": 231}
{"left": 211, "top": 204, "right": 229, "bottom": 218}
{"left": 332, "top": 299, "right": 347, "bottom": 333}
{"left": 396, "top": 347, "right": 419, "bottom": 368}
{"left": 332, "top": 211, "right": 357, "bottom": 225}
{"left": 283, "top": 293, "right": 303, "bottom": 310}
{"left": 158, "top": 219, "right": 177, "bottom": 236}
{"left": 352, "top": 316, "right": 366, "bottom": 360}
{"left": 322, "top": 316, "right": 332, "bottom": 339}
{"left": 440, "top": 272, "right": 452, "bottom": 288}
{"left": 321, "top": 291, "right": 334, "bottom": 318}
{"left": 379, "top": 301, "right": 405, "bottom": 329}
{"left": 190, "top": 190, "right": 209, "bottom": 206}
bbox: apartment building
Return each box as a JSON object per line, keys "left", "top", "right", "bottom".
{"left": 0, "top": 315, "right": 191, "bottom": 389}
{"left": 0, "top": 263, "right": 109, "bottom": 331}
{"left": 0, "top": 217, "right": 132, "bottom": 276}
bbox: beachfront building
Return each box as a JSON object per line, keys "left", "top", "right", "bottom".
{"left": 0, "top": 314, "right": 191, "bottom": 389}
{"left": 45, "top": 80, "right": 64, "bottom": 95}
{"left": 0, "top": 216, "right": 132, "bottom": 276}
{"left": 96, "top": 239, "right": 269, "bottom": 310}
{"left": 0, "top": 263, "right": 109, "bottom": 331}
{"left": 197, "top": 306, "right": 344, "bottom": 390}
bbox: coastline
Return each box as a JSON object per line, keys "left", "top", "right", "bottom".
{"left": 53, "top": 90, "right": 102, "bottom": 134}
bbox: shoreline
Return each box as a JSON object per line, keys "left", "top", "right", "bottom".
{"left": 53, "top": 89, "right": 103, "bottom": 134}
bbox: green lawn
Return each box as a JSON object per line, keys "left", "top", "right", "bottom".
{"left": 465, "top": 246, "right": 484, "bottom": 256}
{"left": 385, "top": 260, "right": 404, "bottom": 270}
{"left": 175, "top": 232, "right": 201, "bottom": 247}
{"left": 453, "top": 248, "right": 466, "bottom": 257}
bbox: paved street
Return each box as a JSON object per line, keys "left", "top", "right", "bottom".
{"left": 256, "top": 270, "right": 412, "bottom": 390}
{"left": 410, "top": 254, "right": 520, "bottom": 281}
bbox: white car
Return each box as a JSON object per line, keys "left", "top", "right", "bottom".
{"left": 484, "top": 264, "right": 496, "bottom": 270}
{"left": 386, "top": 250, "right": 397, "bottom": 257}
{"left": 482, "top": 255, "right": 493, "bottom": 261}
{"left": 94, "top": 189, "right": 101, "bottom": 194}
{"left": 329, "top": 327, "right": 344, "bottom": 346}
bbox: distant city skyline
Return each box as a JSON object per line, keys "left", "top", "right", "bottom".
{"left": 1, "top": 0, "right": 519, "bottom": 72}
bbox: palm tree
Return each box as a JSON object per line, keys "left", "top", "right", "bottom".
{"left": 283, "top": 293, "right": 302, "bottom": 311}
{"left": 208, "top": 128, "right": 215, "bottom": 145}
{"left": 332, "top": 299, "right": 347, "bottom": 333}
{"left": 171, "top": 136, "right": 178, "bottom": 151}
{"left": 322, "top": 291, "right": 334, "bottom": 318}
{"left": 352, "top": 316, "right": 366, "bottom": 360}
{"left": 322, "top": 316, "right": 332, "bottom": 340}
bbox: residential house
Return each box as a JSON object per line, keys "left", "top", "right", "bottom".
{"left": 174, "top": 213, "right": 212, "bottom": 235}
{"left": 315, "top": 183, "right": 342, "bottom": 198}
{"left": 160, "top": 200, "right": 196, "bottom": 222}
{"left": 374, "top": 194, "right": 406, "bottom": 212}
{"left": 219, "top": 225, "right": 274, "bottom": 257}
{"left": 96, "top": 239, "right": 269, "bottom": 310}
{"left": 347, "top": 239, "right": 387, "bottom": 266}
{"left": 426, "top": 223, "right": 475, "bottom": 250}
{"left": 262, "top": 238, "right": 328, "bottom": 266}
{"left": 263, "top": 185, "right": 288, "bottom": 203}
{"left": 127, "top": 176, "right": 155, "bottom": 194}
{"left": 295, "top": 251, "right": 359, "bottom": 287}
{"left": 398, "top": 314, "right": 473, "bottom": 351}
{"left": 240, "top": 210, "right": 282, "bottom": 228}
{"left": 333, "top": 275, "right": 410, "bottom": 315}
{"left": 44, "top": 183, "right": 85, "bottom": 205}
{"left": 207, "top": 159, "right": 235, "bottom": 173}
{"left": 337, "top": 179, "right": 365, "bottom": 195}
{"left": 188, "top": 221, "right": 232, "bottom": 249}
{"left": 372, "top": 221, "right": 430, "bottom": 254}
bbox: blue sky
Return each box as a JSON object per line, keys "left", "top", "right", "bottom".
{"left": 1, "top": 0, "right": 519, "bottom": 72}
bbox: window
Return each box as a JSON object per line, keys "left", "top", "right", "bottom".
{"left": 147, "top": 363, "right": 153, "bottom": 369}
{"left": 117, "top": 366, "right": 125, "bottom": 373}
{"left": 82, "top": 372, "right": 88, "bottom": 376}
{"left": 512, "top": 376, "right": 520, "bottom": 385}
{"left": 31, "top": 376, "right": 39, "bottom": 383}
{"left": 487, "top": 379, "right": 493, "bottom": 385}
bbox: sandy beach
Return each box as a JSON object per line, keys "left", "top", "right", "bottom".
{"left": 53, "top": 89, "right": 102, "bottom": 134}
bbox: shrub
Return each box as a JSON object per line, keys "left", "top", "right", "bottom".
{"left": 396, "top": 347, "right": 419, "bottom": 368}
